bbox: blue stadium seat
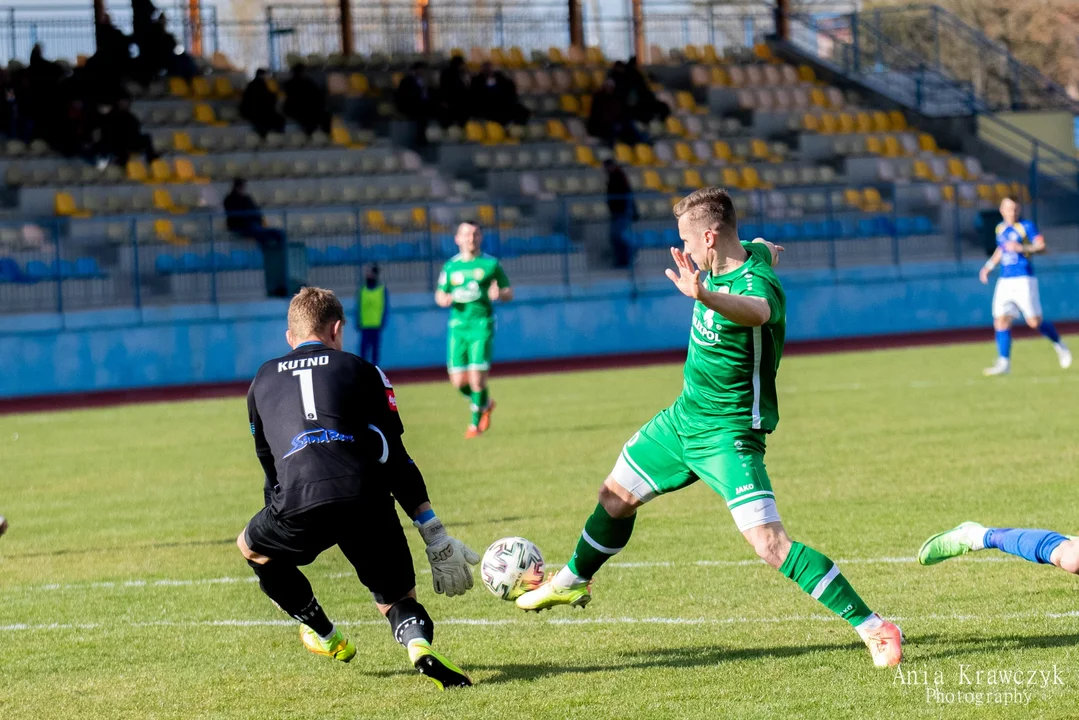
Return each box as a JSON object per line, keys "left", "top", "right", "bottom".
{"left": 58, "top": 259, "right": 77, "bottom": 278}
{"left": 824, "top": 219, "right": 843, "bottom": 238}
{"left": 0, "top": 257, "right": 25, "bottom": 283}
{"left": 323, "top": 246, "right": 347, "bottom": 265}
{"left": 780, "top": 223, "right": 802, "bottom": 241}
{"left": 155, "top": 255, "right": 176, "bottom": 274}
{"left": 761, "top": 223, "right": 780, "bottom": 240}
{"left": 661, "top": 228, "right": 679, "bottom": 248}
{"left": 180, "top": 252, "right": 204, "bottom": 272}
{"left": 801, "top": 221, "right": 825, "bottom": 240}
{"left": 501, "top": 236, "right": 524, "bottom": 258}
{"left": 367, "top": 244, "right": 392, "bottom": 262}
{"left": 438, "top": 235, "right": 457, "bottom": 258}
{"left": 393, "top": 242, "right": 420, "bottom": 260}
{"left": 636, "top": 230, "right": 660, "bottom": 249}
{"left": 306, "top": 247, "right": 324, "bottom": 266}
{"left": 857, "top": 217, "right": 879, "bottom": 237}
{"left": 229, "top": 249, "right": 252, "bottom": 269}
{"left": 741, "top": 223, "right": 760, "bottom": 240}
{"left": 74, "top": 257, "right": 103, "bottom": 278}
{"left": 839, "top": 218, "right": 859, "bottom": 238}
{"left": 211, "top": 252, "right": 230, "bottom": 270}
{"left": 913, "top": 215, "right": 933, "bottom": 234}
{"left": 895, "top": 216, "right": 915, "bottom": 237}
{"left": 345, "top": 245, "right": 362, "bottom": 263}
{"left": 26, "top": 260, "right": 53, "bottom": 280}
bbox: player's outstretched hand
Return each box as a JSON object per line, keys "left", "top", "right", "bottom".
{"left": 978, "top": 266, "right": 991, "bottom": 285}
{"left": 415, "top": 517, "right": 480, "bottom": 597}
{"left": 665, "top": 247, "right": 703, "bottom": 299}
{"left": 752, "top": 237, "right": 785, "bottom": 267}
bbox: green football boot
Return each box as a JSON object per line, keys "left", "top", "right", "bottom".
{"left": 918, "top": 521, "right": 986, "bottom": 566}
{"left": 408, "top": 640, "right": 472, "bottom": 690}
{"left": 299, "top": 625, "right": 357, "bottom": 663}
{"left": 515, "top": 579, "right": 592, "bottom": 612}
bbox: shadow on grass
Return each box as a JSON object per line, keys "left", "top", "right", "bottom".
{"left": 908, "top": 632, "right": 1079, "bottom": 661}
{"left": 363, "top": 642, "right": 865, "bottom": 684}
{"left": 6, "top": 537, "right": 236, "bottom": 559}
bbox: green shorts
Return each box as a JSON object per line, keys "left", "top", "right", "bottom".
{"left": 447, "top": 325, "right": 494, "bottom": 373}
{"left": 611, "top": 405, "right": 782, "bottom": 531}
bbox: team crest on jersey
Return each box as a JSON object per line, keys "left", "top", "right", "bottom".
{"left": 473, "top": 268, "right": 484, "bottom": 280}
{"left": 717, "top": 285, "right": 731, "bottom": 294}
{"left": 376, "top": 366, "right": 398, "bottom": 411}
{"left": 450, "top": 271, "right": 464, "bottom": 285}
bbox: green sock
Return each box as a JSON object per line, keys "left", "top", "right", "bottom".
{"left": 457, "top": 385, "right": 471, "bottom": 400}
{"left": 566, "top": 503, "right": 636, "bottom": 580}
{"left": 478, "top": 388, "right": 489, "bottom": 410}
{"left": 779, "top": 542, "right": 873, "bottom": 626}
{"left": 469, "top": 390, "right": 483, "bottom": 426}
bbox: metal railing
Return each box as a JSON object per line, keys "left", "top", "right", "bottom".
{"left": 5, "top": 184, "right": 1072, "bottom": 320}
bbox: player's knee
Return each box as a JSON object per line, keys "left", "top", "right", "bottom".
{"left": 744, "top": 523, "right": 791, "bottom": 568}
{"left": 993, "top": 317, "right": 1012, "bottom": 331}
{"left": 598, "top": 481, "right": 639, "bottom": 519}
{"left": 1055, "top": 541, "right": 1079, "bottom": 575}
{"left": 237, "top": 529, "right": 269, "bottom": 564}
{"left": 1026, "top": 316, "right": 1042, "bottom": 329}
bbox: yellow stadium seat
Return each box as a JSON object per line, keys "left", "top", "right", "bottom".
{"left": 843, "top": 188, "right": 863, "bottom": 209}
{"left": 702, "top": 45, "right": 720, "bottom": 64}
{"left": 150, "top": 158, "right": 173, "bottom": 183}
{"left": 713, "top": 140, "right": 732, "bottom": 162}
{"left": 710, "top": 67, "right": 729, "bottom": 86}
{"left": 153, "top": 189, "right": 185, "bottom": 213}
{"left": 643, "top": 169, "right": 663, "bottom": 190}
{"left": 675, "top": 91, "right": 697, "bottom": 113}
{"left": 54, "top": 192, "right": 90, "bottom": 217}
{"left": 349, "top": 73, "right": 370, "bottom": 95}
{"left": 560, "top": 94, "right": 580, "bottom": 114}
{"left": 882, "top": 135, "right": 902, "bottom": 157}
{"left": 750, "top": 138, "right": 770, "bottom": 160}
{"left": 684, "top": 45, "right": 702, "bottom": 63}
{"left": 741, "top": 167, "right": 763, "bottom": 190}
{"left": 214, "top": 76, "right": 234, "bottom": 98}
{"left": 489, "top": 48, "right": 507, "bottom": 67}
{"left": 941, "top": 184, "right": 955, "bottom": 203}
{"left": 548, "top": 47, "right": 566, "bottom": 64}
{"left": 918, "top": 133, "right": 938, "bottom": 153}
{"left": 168, "top": 77, "right": 190, "bottom": 97}
{"left": 947, "top": 157, "right": 967, "bottom": 179}
{"left": 634, "top": 143, "right": 658, "bottom": 166}
{"left": 838, "top": 113, "right": 855, "bottom": 134}
{"left": 509, "top": 47, "right": 527, "bottom": 67}
{"left": 575, "top": 145, "right": 598, "bottom": 166}
{"left": 854, "top": 112, "right": 873, "bottom": 134}
{"left": 664, "top": 116, "right": 686, "bottom": 136}
{"left": 126, "top": 160, "right": 149, "bottom": 182}
{"left": 993, "top": 183, "right": 1011, "bottom": 202}
{"left": 484, "top": 122, "right": 506, "bottom": 144}
{"left": 465, "top": 121, "right": 485, "bottom": 143}
{"left": 173, "top": 131, "right": 202, "bottom": 154}
{"left": 194, "top": 103, "right": 218, "bottom": 125}
{"left": 572, "top": 70, "right": 591, "bottom": 92}
{"left": 888, "top": 110, "right": 907, "bottom": 132}
{"left": 410, "top": 207, "right": 428, "bottom": 228}
{"left": 683, "top": 169, "right": 703, "bottom": 188}
{"left": 872, "top": 111, "right": 891, "bottom": 133}
{"left": 546, "top": 119, "right": 568, "bottom": 140}
{"left": 578, "top": 94, "right": 592, "bottom": 117}
{"left": 331, "top": 126, "right": 354, "bottom": 147}
{"left": 365, "top": 209, "right": 389, "bottom": 229}
{"left": 591, "top": 69, "right": 606, "bottom": 88}
{"left": 913, "top": 160, "right": 934, "bottom": 181}
{"left": 174, "top": 158, "right": 207, "bottom": 184}
{"left": 614, "top": 143, "right": 634, "bottom": 165}
{"left": 865, "top": 136, "right": 884, "bottom": 155}
{"left": 753, "top": 43, "right": 773, "bottom": 61}
{"left": 191, "top": 77, "right": 212, "bottom": 98}
{"left": 810, "top": 88, "right": 827, "bottom": 107}
{"left": 862, "top": 188, "right": 885, "bottom": 212}
{"left": 801, "top": 113, "right": 820, "bottom": 132}
{"left": 798, "top": 65, "right": 816, "bottom": 82}
{"left": 819, "top": 114, "right": 838, "bottom": 134}
{"left": 674, "top": 142, "right": 696, "bottom": 164}
{"left": 585, "top": 47, "right": 604, "bottom": 65}
{"left": 721, "top": 167, "right": 741, "bottom": 189}
{"left": 977, "top": 184, "right": 994, "bottom": 202}
{"left": 478, "top": 205, "right": 496, "bottom": 225}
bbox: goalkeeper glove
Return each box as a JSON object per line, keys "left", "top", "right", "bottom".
{"left": 414, "top": 514, "right": 480, "bottom": 597}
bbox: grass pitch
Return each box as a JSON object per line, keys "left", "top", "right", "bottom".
{"left": 2, "top": 337, "right": 1079, "bottom": 719}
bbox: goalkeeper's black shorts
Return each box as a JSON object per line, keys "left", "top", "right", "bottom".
{"left": 244, "top": 490, "right": 416, "bottom": 604}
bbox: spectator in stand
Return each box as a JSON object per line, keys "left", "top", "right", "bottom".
{"left": 587, "top": 78, "right": 641, "bottom": 147}
{"left": 470, "top": 61, "right": 529, "bottom": 125}
{"left": 224, "top": 178, "right": 289, "bottom": 298}
{"left": 56, "top": 99, "right": 99, "bottom": 160}
{"left": 92, "top": 13, "right": 132, "bottom": 82}
{"left": 356, "top": 264, "right": 388, "bottom": 365}
{"left": 622, "top": 56, "right": 669, "bottom": 123}
{"left": 282, "top": 63, "right": 331, "bottom": 136}
{"left": 438, "top": 56, "right": 471, "bottom": 127}
{"left": 143, "top": 14, "right": 197, "bottom": 81}
{"left": 604, "top": 159, "right": 637, "bottom": 269}
{"left": 241, "top": 68, "right": 285, "bottom": 138}
{"left": 395, "top": 62, "right": 434, "bottom": 146}
{"left": 98, "top": 95, "right": 157, "bottom": 167}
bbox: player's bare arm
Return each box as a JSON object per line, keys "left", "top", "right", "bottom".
{"left": 1025, "top": 234, "right": 1047, "bottom": 256}
{"left": 664, "top": 247, "right": 771, "bottom": 327}
{"left": 488, "top": 283, "right": 513, "bottom": 302}
{"left": 979, "top": 248, "right": 1002, "bottom": 284}
{"left": 434, "top": 289, "right": 452, "bottom": 307}
{"left": 751, "top": 238, "right": 785, "bottom": 267}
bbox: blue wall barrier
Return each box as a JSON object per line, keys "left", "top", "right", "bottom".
{"left": 3, "top": 256, "right": 1079, "bottom": 399}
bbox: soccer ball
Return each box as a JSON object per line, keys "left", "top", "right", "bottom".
{"left": 480, "top": 537, "right": 545, "bottom": 601}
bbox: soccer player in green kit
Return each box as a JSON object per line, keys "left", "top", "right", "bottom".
{"left": 435, "top": 222, "right": 513, "bottom": 439}
{"left": 516, "top": 188, "right": 904, "bottom": 668}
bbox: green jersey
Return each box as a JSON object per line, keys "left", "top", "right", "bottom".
{"left": 437, "top": 253, "right": 511, "bottom": 329}
{"left": 674, "top": 241, "right": 786, "bottom": 433}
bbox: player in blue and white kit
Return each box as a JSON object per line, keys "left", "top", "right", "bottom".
{"left": 980, "top": 197, "right": 1071, "bottom": 376}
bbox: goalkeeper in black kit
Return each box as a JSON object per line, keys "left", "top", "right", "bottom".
{"left": 237, "top": 286, "right": 477, "bottom": 690}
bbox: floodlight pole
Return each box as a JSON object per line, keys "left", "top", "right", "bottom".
{"left": 93, "top": 0, "right": 107, "bottom": 24}
{"left": 568, "top": 0, "right": 583, "bottom": 49}
{"left": 189, "top": 0, "right": 203, "bottom": 56}
{"left": 418, "top": 0, "right": 431, "bottom": 55}
{"left": 631, "top": 0, "right": 644, "bottom": 61}
{"left": 340, "top": 0, "right": 355, "bottom": 57}
{"left": 776, "top": 0, "right": 790, "bottom": 41}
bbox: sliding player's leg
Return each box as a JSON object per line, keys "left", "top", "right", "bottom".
{"left": 919, "top": 521, "right": 1079, "bottom": 573}
{"left": 516, "top": 407, "right": 694, "bottom": 611}
{"left": 238, "top": 509, "right": 355, "bottom": 662}
{"left": 685, "top": 429, "right": 902, "bottom": 667}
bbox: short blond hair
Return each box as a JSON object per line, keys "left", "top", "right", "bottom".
{"left": 673, "top": 186, "right": 737, "bottom": 237}
{"left": 288, "top": 286, "right": 345, "bottom": 338}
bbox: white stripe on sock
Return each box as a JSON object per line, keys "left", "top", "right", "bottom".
{"left": 810, "top": 564, "right": 841, "bottom": 600}
{"left": 581, "top": 529, "right": 624, "bottom": 555}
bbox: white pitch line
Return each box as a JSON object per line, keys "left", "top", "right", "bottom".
{"left": 4, "top": 610, "right": 1079, "bottom": 634}
{"left": 5, "top": 555, "right": 1020, "bottom": 594}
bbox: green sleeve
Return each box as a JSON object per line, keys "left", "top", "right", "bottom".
{"left": 742, "top": 241, "right": 773, "bottom": 265}
{"left": 743, "top": 277, "right": 783, "bottom": 325}
{"left": 436, "top": 264, "right": 451, "bottom": 292}
{"left": 493, "top": 260, "right": 511, "bottom": 288}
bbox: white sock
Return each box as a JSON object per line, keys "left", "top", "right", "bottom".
{"left": 317, "top": 625, "right": 337, "bottom": 643}
{"left": 854, "top": 613, "right": 884, "bottom": 639}
{"left": 966, "top": 525, "right": 986, "bottom": 551}
{"left": 552, "top": 565, "right": 588, "bottom": 590}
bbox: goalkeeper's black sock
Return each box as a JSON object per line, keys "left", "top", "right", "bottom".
{"left": 248, "top": 560, "right": 334, "bottom": 637}
{"left": 386, "top": 597, "right": 434, "bottom": 647}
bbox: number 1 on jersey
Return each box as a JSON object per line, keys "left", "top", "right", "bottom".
{"left": 292, "top": 368, "right": 318, "bottom": 420}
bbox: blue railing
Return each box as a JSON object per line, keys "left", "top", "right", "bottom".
{"left": 1, "top": 184, "right": 1051, "bottom": 319}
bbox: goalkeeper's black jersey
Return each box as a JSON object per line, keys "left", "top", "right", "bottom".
{"left": 246, "top": 342, "right": 404, "bottom": 517}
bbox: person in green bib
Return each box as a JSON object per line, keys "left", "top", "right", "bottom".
{"left": 435, "top": 222, "right": 513, "bottom": 439}
{"left": 356, "top": 264, "right": 388, "bottom": 366}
